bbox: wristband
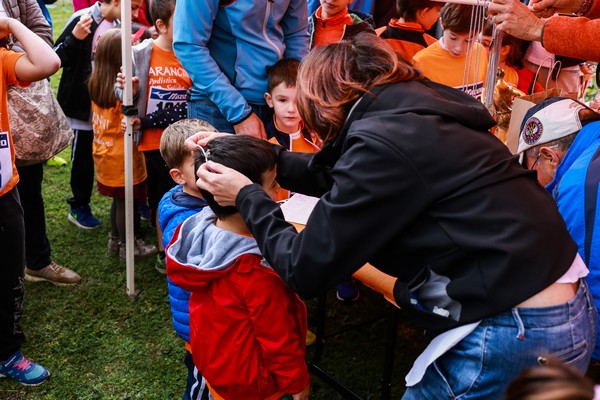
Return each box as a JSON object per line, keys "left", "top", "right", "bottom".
{"left": 575, "top": 0, "right": 593, "bottom": 16}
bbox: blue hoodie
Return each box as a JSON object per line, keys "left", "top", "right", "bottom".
{"left": 172, "top": 0, "right": 309, "bottom": 125}
{"left": 546, "top": 121, "right": 600, "bottom": 359}
{"left": 158, "top": 185, "right": 207, "bottom": 343}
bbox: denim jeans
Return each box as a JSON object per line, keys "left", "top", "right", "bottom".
{"left": 403, "top": 280, "right": 597, "bottom": 400}
{"left": 187, "top": 100, "right": 272, "bottom": 134}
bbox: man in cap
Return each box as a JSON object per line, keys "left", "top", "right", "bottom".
{"left": 518, "top": 96, "right": 600, "bottom": 359}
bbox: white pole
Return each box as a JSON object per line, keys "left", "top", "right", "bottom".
{"left": 120, "top": 0, "right": 138, "bottom": 298}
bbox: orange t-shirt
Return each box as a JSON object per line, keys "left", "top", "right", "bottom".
{"left": 269, "top": 131, "right": 319, "bottom": 201}
{"left": 312, "top": 6, "right": 353, "bottom": 48}
{"left": 92, "top": 101, "right": 147, "bottom": 187}
{"left": 0, "top": 49, "right": 26, "bottom": 196}
{"left": 139, "top": 43, "right": 191, "bottom": 151}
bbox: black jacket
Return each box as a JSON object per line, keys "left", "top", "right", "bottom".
{"left": 54, "top": 4, "right": 116, "bottom": 121}
{"left": 237, "top": 79, "right": 578, "bottom": 338}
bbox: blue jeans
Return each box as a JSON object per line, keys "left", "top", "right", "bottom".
{"left": 403, "top": 280, "right": 597, "bottom": 400}
{"left": 187, "top": 100, "right": 272, "bottom": 134}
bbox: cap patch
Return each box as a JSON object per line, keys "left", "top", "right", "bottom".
{"left": 522, "top": 117, "right": 543, "bottom": 145}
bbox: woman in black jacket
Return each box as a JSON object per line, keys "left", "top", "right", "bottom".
{"left": 188, "top": 33, "right": 596, "bottom": 398}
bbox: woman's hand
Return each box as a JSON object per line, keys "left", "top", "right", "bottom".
{"left": 528, "top": 0, "right": 582, "bottom": 16}
{"left": 488, "top": 0, "right": 546, "bottom": 42}
{"left": 196, "top": 161, "right": 253, "bottom": 206}
{"left": 184, "top": 131, "right": 229, "bottom": 150}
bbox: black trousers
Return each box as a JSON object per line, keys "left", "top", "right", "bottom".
{"left": 16, "top": 163, "right": 51, "bottom": 270}
{"left": 67, "top": 129, "right": 95, "bottom": 208}
{"left": 0, "top": 188, "right": 26, "bottom": 360}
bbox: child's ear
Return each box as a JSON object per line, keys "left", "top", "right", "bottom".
{"left": 155, "top": 19, "right": 167, "bottom": 35}
{"left": 169, "top": 168, "right": 185, "bottom": 185}
{"left": 264, "top": 92, "right": 274, "bottom": 108}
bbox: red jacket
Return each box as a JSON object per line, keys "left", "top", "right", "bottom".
{"left": 167, "top": 216, "right": 309, "bottom": 400}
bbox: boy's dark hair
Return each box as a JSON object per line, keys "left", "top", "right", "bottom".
{"left": 266, "top": 58, "right": 301, "bottom": 93}
{"left": 396, "top": 0, "right": 439, "bottom": 22}
{"left": 160, "top": 118, "right": 217, "bottom": 169}
{"left": 194, "top": 135, "right": 277, "bottom": 217}
{"left": 440, "top": 4, "right": 475, "bottom": 34}
{"left": 149, "top": 0, "right": 176, "bottom": 30}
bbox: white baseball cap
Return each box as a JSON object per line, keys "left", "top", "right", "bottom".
{"left": 517, "top": 97, "right": 589, "bottom": 160}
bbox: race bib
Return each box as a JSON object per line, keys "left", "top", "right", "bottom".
{"left": 146, "top": 87, "right": 187, "bottom": 114}
{"left": 0, "top": 131, "right": 12, "bottom": 191}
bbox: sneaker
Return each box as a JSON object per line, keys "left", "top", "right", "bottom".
{"left": 46, "top": 156, "right": 67, "bottom": 167}
{"left": 107, "top": 235, "right": 121, "bottom": 257}
{"left": 119, "top": 238, "right": 157, "bottom": 260}
{"left": 138, "top": 203, "right": 151, "bottom": 221}
{"left": 335, "top": 278, "right": 360, "bottom": 302}
{"left": 68, "top": 205, "right": 100, "bottom": 230}
{"left": 306, "top": 330, "right": 316, "bottom": 347}
{"left": 155, "top": 254, "right": 166, "bottom": 274}
{"left": 0, "top": 349, "right": 50, "bottom": 386}
{"left": 24, "top": 262, "right": 81, "bottom": 286}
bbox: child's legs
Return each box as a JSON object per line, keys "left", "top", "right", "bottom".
{"left": 0, "top": 188, "right": 27, "bottom": 359}
{"left": 183, "top": 350, "right": 212, "bottom": 400}
{"left": 403, "top": 280, "right": 597, "bottom": 400}
{"left": 67, "top": 129, "right": 95, "bottom": 208}
{"left": 144, "top": 150, "right": 176, "bottom": 252}
{"left": 110, "top": 197, "right": 141, "bottom": 242}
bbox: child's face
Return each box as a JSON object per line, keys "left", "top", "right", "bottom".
{"left": 478, "top": 33, "right": 493, "bottom": 53}
{"left": 265, "top": 83, "right": 302, "bottom": 134}
{"left": 442, "top": 29, "right": 472, "bottom": 57}
{"left": 110, "top": 0, "right": 142, "bottom": 23}
{"left": 261, "top": 167, "right": 280, "bottom": 201}
{"left": 179, "top": 154, "right": 203, "bottom": 198}
{"left": 416, "top": 6, "right": 441, "bottom": 31}
{"left": 319, "top": 0, "right": 353, "bottom": 18}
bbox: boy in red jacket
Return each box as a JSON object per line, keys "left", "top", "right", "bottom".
{"left": 166, "top": 135, "right": 310, "bottom": 400}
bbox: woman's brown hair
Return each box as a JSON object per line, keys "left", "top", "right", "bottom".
{"left": 88, "top": 29, "right": 122, "bottom": 109}
{"left": 296, "top": 33, "right": 422, "bottom": 144}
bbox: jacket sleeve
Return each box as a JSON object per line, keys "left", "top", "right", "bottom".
{"left": 542, "top": 13, "right": 600, "bottom": 61}
{"left": 139, "top": 103, "right": 187, "bottom": 130}
{"left": 172, "top": 0, "right": 252, "bottom": 124}
{"left": 237, "top": 132, "right": 430, "bottom": 298}
{"left": 275, "top": 148, "right": 333, "bottom": 197}
{"left": 54, "top": 16, "right": 86, "bottom": 66}
{"left": 281, "top": 0, "right": 309, "bottom": 60}
{"left": 240, "top": 268, "right": 310, "bottom": 394}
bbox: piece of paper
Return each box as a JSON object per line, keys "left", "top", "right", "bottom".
{"left": 279, "top": 194, "right": 319, "bottom": 225}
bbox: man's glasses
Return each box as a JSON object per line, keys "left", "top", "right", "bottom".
{"left": 527, "top": 144, "right": 559, "bottom": 170}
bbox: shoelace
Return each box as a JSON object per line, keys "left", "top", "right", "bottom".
{"left": 13, "top": 358, "right": 31, "bottom": 372}
{"left": 48, "top": 263, "right": 64, "bottom": 274}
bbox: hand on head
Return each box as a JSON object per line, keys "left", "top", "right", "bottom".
{"left": 184, "top": 131, "right": 229, "bottom": 150}
{"left": 195, "top": 161, "right": 252, "bottom": 207}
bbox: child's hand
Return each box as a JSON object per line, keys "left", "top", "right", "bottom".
{"left": 72, "top": 14, "right": 92, "bottom": 40}
{"left": 122, "top": 117, "right": 141, "bottom": 132}
{"left": 116, "top": 67, "right": 140, "bottom": 97}
{"left": 291, "top": 384, "right": 310, "bottom": 400}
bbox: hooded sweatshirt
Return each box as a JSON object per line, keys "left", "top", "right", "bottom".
{"left": 167, "top": 208, "right": 309, "bottom": 400}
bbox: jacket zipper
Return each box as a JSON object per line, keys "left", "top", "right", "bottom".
{"left": 262, "top": 0, "right": 282, "bottom": 59}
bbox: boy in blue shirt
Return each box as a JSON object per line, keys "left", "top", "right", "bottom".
{"left": 158, "top": 118, "right": 216, "bottom": 400}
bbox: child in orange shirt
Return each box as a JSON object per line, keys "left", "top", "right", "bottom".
{"left": 88, "top": 29, "right": 156, "bottom": 259}
{"left": 376, "top": 0, "right": 441, "bottom": 62}
{"left": 413, "top": 4, "right": 488, "bottom": 100}
{"left": 0, "top": 17, "right": 60, "bottom": 386}
{"left": 308, "top": 0, "right": 375, "bottom": 49}
{"left": 265, "top": 58, "right": 320, "bottom": 202}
